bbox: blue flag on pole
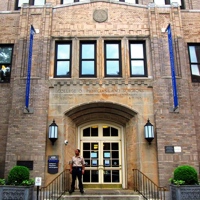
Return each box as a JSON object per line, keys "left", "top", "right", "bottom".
{"left": 166, "top": 24, "right": 179, "bottom": 111}
{"left": 25, "top": 25, "right": 35, "bottom": 109}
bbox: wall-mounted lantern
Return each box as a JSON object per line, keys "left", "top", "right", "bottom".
{"left": 144, "top": 119, "right": 154, "bottom": 145}
{"left": 48, "top": 119, "right": 58, "bottom": 145}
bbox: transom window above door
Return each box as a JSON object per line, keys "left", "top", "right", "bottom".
{"left": 82, "top": 125, "right": 119, "bottom": 137}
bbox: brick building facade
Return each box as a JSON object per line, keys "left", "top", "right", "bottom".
{"left": 0, "top": 0, "right": 200, "bottom": 189}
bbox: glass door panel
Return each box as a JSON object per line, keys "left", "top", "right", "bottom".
{"left": 104, "top": 170, "right": 119, "bottom": 182}
{"left": 83, "top": 170, "right": 99, "bottom": 182}
{"left": 83, "top": 143, "right": 99, "bottom": 168}
{"left": 103, "top": 142, "right": 120, "bottom": 183}
{"left": 83, "top": 141, "right": 120, "bottom": 184}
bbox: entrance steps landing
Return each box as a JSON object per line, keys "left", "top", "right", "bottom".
{"left": 60, "top": 189, "right": 143, "bottom": 200}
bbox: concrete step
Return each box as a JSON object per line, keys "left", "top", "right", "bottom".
{"left": 60, "top": 189, "right": 143, "bottom": 200}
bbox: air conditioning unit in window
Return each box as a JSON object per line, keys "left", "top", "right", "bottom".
{"left": 154, "top": 0, "right": 181, "bottom": 6}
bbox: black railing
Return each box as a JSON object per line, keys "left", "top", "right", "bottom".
{"left": 133, "top": 169, "right": 166, "bottom": 200}
{"left": 39, "top": 169, "right": 70, "bottom": 200}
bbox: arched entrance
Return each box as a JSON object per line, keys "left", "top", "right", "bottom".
{"left": 65, "top": 102, "right": 137, "bottom": 189}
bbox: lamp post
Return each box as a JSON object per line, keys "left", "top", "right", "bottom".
{"left": 48, "top": 119, "right": 58, "bottom": 145}
{"left": 144, "top": 119, "right": 154, "bottom": 145}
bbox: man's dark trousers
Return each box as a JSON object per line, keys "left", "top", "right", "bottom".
{"left": 71, "top": 167, "right": 83, "bottom": 191}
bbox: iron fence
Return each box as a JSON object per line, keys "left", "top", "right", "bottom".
{"left": 133, "top": 169, "right": 166, "bottom": 200}
{"left": 39, "top": 169, "right": 70, "bottom": 200}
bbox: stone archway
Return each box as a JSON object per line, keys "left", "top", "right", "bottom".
{"left": 64, "top": 101, "right": 138, "bottom": 189}
{"left": 65, "top": 101, "right": 137, "bottom": 126}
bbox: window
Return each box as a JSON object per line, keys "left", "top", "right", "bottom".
{"left": 119, "top": 0, "right": 138, "bottom": 3}
{"left": 104, "top": 41, "right": 122, "bottom": 77}
{"left": 154, "top": 0, "right": 185, "bottom": 9}
{"left": 15, "top": 0, "right": 45, "bottom": 10}
{"left": 80, "top": 41, "right": 96, "bottom": 77}
{"left": 54, "top": 42, "right": 72, "bottom": 78}
{"left": 0, "top": 44, "right": 14, "bottom": 83}
{"left": 61, "top": 0, "right": 81, "bottom": 3}
{"left": 188, "top": 44, "right": 200, "bottom": 83}
{"left": 129, "top": 41, "right": 147, "bottom": 77}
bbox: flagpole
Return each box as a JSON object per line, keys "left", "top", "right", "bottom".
{"left": 24, "top": 25, "right": 35, "bottom": 113}
{"left": 166, "top": 24, "right": 179, "bottom": 111}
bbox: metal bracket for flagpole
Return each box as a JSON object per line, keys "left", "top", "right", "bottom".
{"left": 24, "top": 107, "right": 34, "bottom": 114}
{"left": 169, "top": 107, "right": 179, "bottom": 113}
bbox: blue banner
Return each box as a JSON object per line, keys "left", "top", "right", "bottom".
{"left": 25, "top": 25, "right": 35, "bottom": 109}
{"left": 166, "top": 24, "right": 179, "bottom": 110}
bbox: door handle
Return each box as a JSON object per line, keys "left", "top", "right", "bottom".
{"left": 98, "top": 165, "right": 104, "bottom": 170}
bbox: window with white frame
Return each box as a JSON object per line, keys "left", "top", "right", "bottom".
{"left": 54, "top": 41, "right": 72, "bottom": 78}
{"left": 188, "top": 44, "right": 200, "bottom": 83}
{"left": 0, "top": 44, "right": 14, "bottom": 83}
{"left": 118, "top": 0, "right": 138, "bottom": 3}
{"left": 79, "top": 41, "right": 96, "bottom": 77}
{"left": 15, "top": 0, "right": 45, "bottom": 10}
{"left": 62, "top": 0, "right": 138, "bottom": 3}
{"left": 129, "top": 41, "right": 147, "bottom": 77}
{"left": 104, "top": 41, "right": 122, "bottom": 77}
{"left": 61, "top": 0, "right": 83, "bottom": 4}
{"left": 154, "top": 0, "right": 185, "bottom": 9}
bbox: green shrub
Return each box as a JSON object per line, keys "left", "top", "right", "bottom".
{"left": 21, "top": 178, "right": 35, "bottom": 186}
{"left": 7, "top": 166, "right": 30, "bottom": 185}
{"left": 171, "top": 165, "right": 199, "bottom": 185}
{"left": 0, "top": 178, "right": 5, "bottom": 185}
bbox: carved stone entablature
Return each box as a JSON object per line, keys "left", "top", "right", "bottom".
{"left": 52, "top": 79, "right": 152, "bottom": 87}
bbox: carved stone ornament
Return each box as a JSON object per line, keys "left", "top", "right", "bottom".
{"left": 0, "top": 185, "right": 34, "bottom": 200}
{"left": 93, "top": 9, "right": 108, "bottom": 23}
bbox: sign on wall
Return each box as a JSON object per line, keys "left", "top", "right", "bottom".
{"left": 48, "top": 155, "right": 59, "bottom": 174}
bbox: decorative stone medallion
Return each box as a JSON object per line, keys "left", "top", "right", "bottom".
{"left": 93, "top": 9, "right": 108, "bottom": 23}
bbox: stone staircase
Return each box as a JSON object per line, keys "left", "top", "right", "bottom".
{"left": 60, "top": 189, "right": 143, "bottom": 200}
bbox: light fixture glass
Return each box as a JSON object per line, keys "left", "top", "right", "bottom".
{"left": 144, "top": 119, "right": 154, "bottom": 145}
{"left": 48, "top": 119, "right": 58, "bottom": 145}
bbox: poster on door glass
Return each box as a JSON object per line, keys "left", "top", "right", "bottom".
{"left": 104, "top": 159, "right": 110, "bottom": 166}
{"left": 104, "top": 152, "right": 110, "bottom": 158}
{"left": 91, "top": 152, "right": 97, "bottom": 158}
{"left": 92, "top": 160, "right": 97, "bottom": 166}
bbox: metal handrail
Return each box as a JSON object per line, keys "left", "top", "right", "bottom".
{"left": 39, "top": 169, "right": 70, "bottom": 200}
{"left": 133, "top": 169, "right": 166, "bottom": 200}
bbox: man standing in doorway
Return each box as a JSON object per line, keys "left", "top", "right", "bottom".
{"left": 69, "top": 149, "right": 85, "bottom": 194}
